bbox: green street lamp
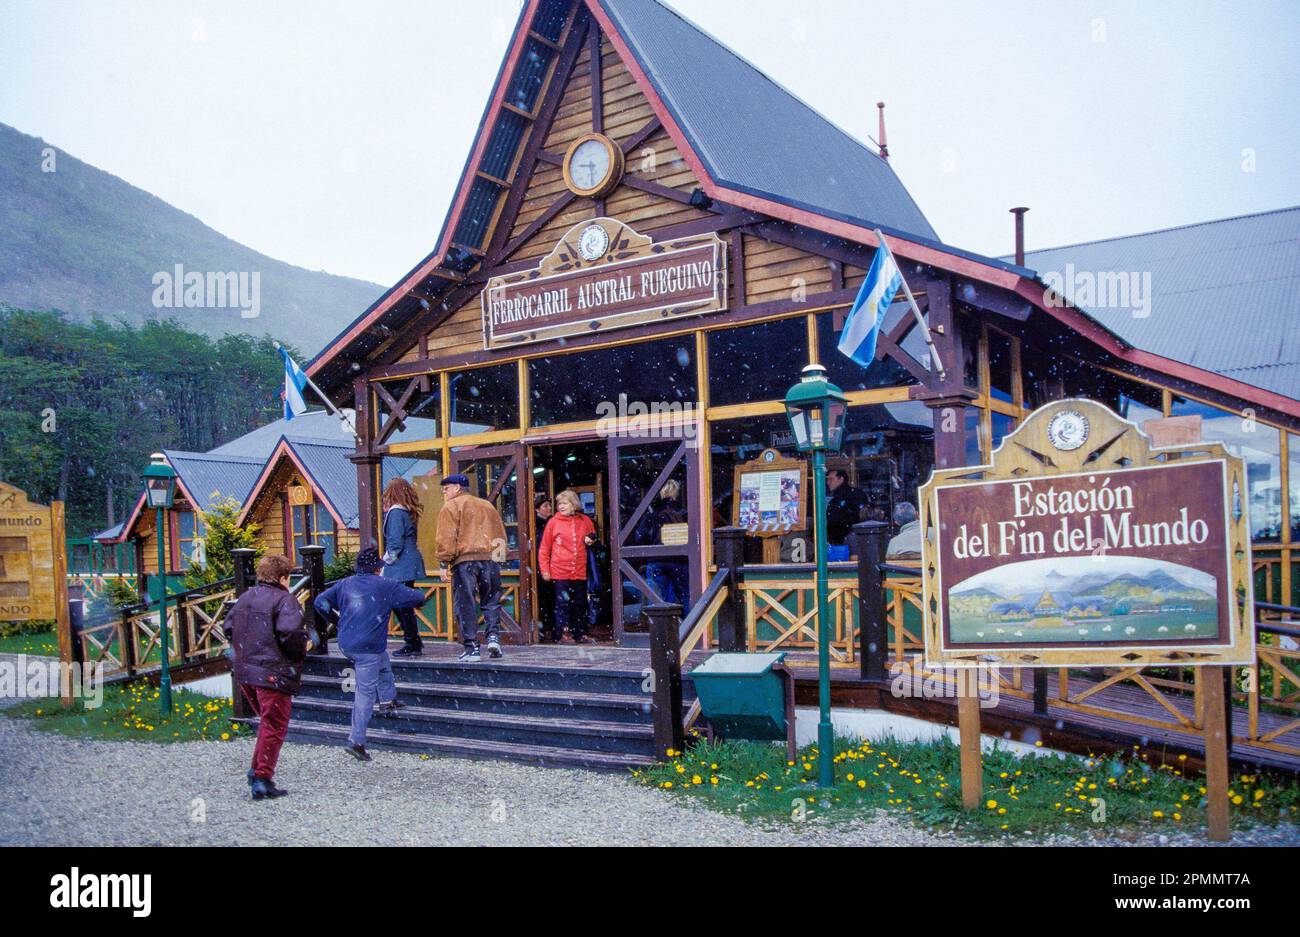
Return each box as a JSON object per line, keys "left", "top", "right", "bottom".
{"left": 784, "top": 364, "right": 848, "bottom": 788}
{"left": 142, "top": 453, "right": 177, "bottom": 715}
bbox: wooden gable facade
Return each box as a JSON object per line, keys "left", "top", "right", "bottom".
{"left": 239, "top": 442, "right": 361, "bottom": 568}
{"left": 305, "top": 0, "right": 1300, "bottom": 642}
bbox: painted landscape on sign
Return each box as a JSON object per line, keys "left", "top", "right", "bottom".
{"left": 946, "top": 555, "right": 1219, "bottom": 645}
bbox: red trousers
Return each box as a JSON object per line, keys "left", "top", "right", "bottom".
{"left": 241, "top": 685, "right": 293, "bottom": 781}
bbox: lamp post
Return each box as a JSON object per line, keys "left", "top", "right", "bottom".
{"left": 784, "top": 364, "right": 848, "bottom": 788}
{"left": 142, "top": 453, "right": 177, "bottom": 714}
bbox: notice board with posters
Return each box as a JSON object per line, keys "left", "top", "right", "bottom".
{"left": 732, "top": 449, "right": 808, "bottom": 536}
{"left": 919, "top": 400, "right": 1254, "bottom": 668}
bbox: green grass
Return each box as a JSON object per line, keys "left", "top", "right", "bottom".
{"left": 633, "top": 735, "right": 1300, "bottom": 839}
{"left": 4, "top": 679, "right": 250, "bottom": 744}
{"left": 0, "top": 631, "right": 59, "bottom": 657}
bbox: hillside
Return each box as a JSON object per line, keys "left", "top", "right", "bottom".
{"left": 0, "top": 122, "right": 382, "bottom": 353}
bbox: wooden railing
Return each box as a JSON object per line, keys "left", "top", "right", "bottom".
{"left": 384, "top": 571, "right": 526, "bottom": 643}
{"left": 644, "top": 524, "right": 1300, "bottom": 763}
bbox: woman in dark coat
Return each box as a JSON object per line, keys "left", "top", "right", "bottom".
{"left": 381, "top": 477, "right": 428, "bottom": 657}
{"left": 225, "top": 554, "right": 308, "bottom": 800}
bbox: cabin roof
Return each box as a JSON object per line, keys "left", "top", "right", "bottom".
{"left": 236, "top": 436, "right": 361, "bottom": 530}
{"left": 162, "top": 450, "right": 266, "bottom": 512}
{"left": 1012, "top": 206, "right": 1300, "bottom": 401}
{"left": 209, "top": 410, "right": 354, "bottom": 458}
{"left": 595, "top": 0, "right": 938, "bottom": 243}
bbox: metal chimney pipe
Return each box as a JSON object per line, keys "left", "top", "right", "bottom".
{"left": 1010, "top": 207, "right": 1029, "bottom": 266}
{"left": 876, "top": 102, "right": 889, "bottom": 162}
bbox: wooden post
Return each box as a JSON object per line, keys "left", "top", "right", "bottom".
{"left": 645, "top": 603, "right": 685, "bottom": 759}
{"left": 299, "top": 544, "right": 328, "bottom": 655}
{"left": 713, "top": 526, "right": 746, "bottom": 652}
{"left": 231, "top": 548, "right": 257, "bottom": 595}
{"left": 119, "top": 604, "right": 137, "bottom": 678}
{"left": 229, "top": 548, "right": 257, "bottom": 719}
{"left": 853, "top": 520, "right": 889, "bottom": 682}
{"left": 958, "top": 670, "right": 983, "bottom": 810}
{"left": 1202, "top": 664, "right": 1231, "bottom": 842}
{"left": 1032, "top": 668, "right": 1048, "bottom": 715}
{"left": 51, "top": 502, "right": 74, "bottom": 706}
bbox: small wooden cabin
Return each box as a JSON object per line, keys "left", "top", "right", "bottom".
{"left": 296, "top": 0, "right": 1300, "bottom": 646}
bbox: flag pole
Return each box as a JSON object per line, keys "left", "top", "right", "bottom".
{"left": 875, "top": 230, "right": 946, "bottom": 382}
{"left": 274, "top": 341, "right": 359, "bottom": 439}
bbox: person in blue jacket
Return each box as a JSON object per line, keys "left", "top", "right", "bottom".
{"left": 313, "top": 548, "right": 425, "bottom": 762}
{"left": 380, "top": 477, "right": 428, "bottom": 657}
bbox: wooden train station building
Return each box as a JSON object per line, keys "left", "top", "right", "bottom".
{"left": 299, "top": 0, "right": 1300, "bottom": 652}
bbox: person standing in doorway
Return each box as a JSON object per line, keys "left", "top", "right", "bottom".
{"left": 313, "top": 548, "right": 426, "bottom": 761}
{"left": 226, "top": 554, "right": 309, "bottom": 800}
{"left": 534, "top": 494, "right": 558, "bottom": 642}
{"left": 381, "top": 478, "right": 427, "bottom": 658}
{"left": 539, "top": 489, "right": 598, "bottom": 644}
{"left": 435, "top": 474, "right": 508, "bottom": 662}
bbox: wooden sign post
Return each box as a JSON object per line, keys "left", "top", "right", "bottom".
{"left": 0, "top": 482, "right": 73, "bottom": 706}
{"left": 732, "top": 449, "right": 809, "bottom": 564}
{"left": 918, "top": 401, "right": 1253, "bottom": 839}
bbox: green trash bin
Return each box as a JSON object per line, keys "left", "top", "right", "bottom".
{"left": 690, "top": 652, "right": 796, "bottom": 759}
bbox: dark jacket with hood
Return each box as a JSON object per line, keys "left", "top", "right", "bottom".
{"left": 226, "top": 581, "right": 310, "bottom": 694}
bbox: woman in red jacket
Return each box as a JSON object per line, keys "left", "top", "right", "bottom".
{"left": 539, "top": 489, "right": 597, "bottom": 644}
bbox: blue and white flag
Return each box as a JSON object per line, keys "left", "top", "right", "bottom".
{"left": 837, "top": 239, "right": 905, "bottom": 368}
{"left": 279, "top": 346, "right": 309, "bottom": 420}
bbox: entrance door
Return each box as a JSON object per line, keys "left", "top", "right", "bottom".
{"left": 607, "top": 436, "right": 702, "bottom": 647}
{"left": 449, "top": 444, "right": 530, "bottom": 643}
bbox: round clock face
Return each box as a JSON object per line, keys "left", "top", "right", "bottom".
{"left": 1047, "top": 410, "right": 1090, "bottom": 452}
{"left": 569, "top": 138, "right": 612, "bottom": 191}
{"left": 577, "top": 224, "right": 609, "bottom": 261}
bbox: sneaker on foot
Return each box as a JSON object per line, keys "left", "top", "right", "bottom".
{"left": 458, "top": 644, "right": 481, "bottom": 662}
{"left": 346, "top": 743, "right": 372, "bottom": 762}
{"left": 392, "top": 645, "right": 423, "bottom": 659}
{"left": 376, "top": 700, "right": 406, "bottom": 716}
{"left": 486, "top": 639, "right": 503, "bottom": 659}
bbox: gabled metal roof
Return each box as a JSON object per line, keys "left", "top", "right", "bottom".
{"left": 286, "top": 439, "right": 361, "bottom": 528}
{"left": 596, "top": 0, "right": 938, "bottom": 243}
{"left": 209, "top": 410, "right": 356, "bottom": 458}
{"left": 161, "top": 450, "right": 266, "bottom": 512}
{"left": 1014, "top": 206, "right": 1300, "bottom": 401}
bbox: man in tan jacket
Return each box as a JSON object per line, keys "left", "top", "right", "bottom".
{"left": 435, "top": 473, "right": 508, "bottom": 661}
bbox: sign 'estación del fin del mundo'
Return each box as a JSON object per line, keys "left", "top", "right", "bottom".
{"left": 920, "top": 400, "right": 1255, "bottom": 669}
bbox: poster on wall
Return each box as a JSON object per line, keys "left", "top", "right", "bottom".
{"left": 920, "top": 400, "right": 1255, "bottom": 668}
{"left": 733, "top": 450, "right": 808, "bottom": 535}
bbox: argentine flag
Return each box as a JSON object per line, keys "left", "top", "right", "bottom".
{"left": 837, "top": 241, "right": 904, "bottom": 368}
{"left": 279, "top": 346, "right": 309, "bottom": 420}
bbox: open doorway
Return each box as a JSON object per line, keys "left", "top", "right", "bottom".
{"left": 528, "top": 440, "right": 613, "bottom": 643}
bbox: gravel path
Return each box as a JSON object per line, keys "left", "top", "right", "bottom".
{"left": 1, "top": 712, "right": 1296, "bottom": 847}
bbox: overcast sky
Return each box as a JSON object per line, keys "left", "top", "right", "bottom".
{"left": 2, "top": 0, "right": 1297, "bottom": 287}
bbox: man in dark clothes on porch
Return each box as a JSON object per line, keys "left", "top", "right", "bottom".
{"left": 225, "top": 554, "right": 309, "bottom": 801}
{"left": 825, "top": 468, "right": 869, "bottom": 548}
{"left": 313, "top": 548, "right": 426, "bottom": 762}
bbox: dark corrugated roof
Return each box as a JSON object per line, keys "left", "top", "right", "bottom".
{"left": 163, "top": 451, "right": 265, "bottom": 512}
{"left": 285, "top": 439, "right": 361, "bottom": 528}
{"left": 597, "top": 0, "right": 938, "bottom": 242}
{"left": 1013, "top": 206, "right": 1300, "bottom": 401}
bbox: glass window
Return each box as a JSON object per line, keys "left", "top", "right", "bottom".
{"left": 1290, "top": 434, "right": 1299, "bottom": 544}
{"left": 708, "top": 317, "right": 808, "bottom": 407}
{"left": 709, "top": 414, "right": 801, "bottom": 533}
{"left": 312, "top": 503, "right": 337, "bottom": 565}
{"left": 291, "top": 504, "right": 309, "bottom": 563}
{"left": 1020, "top": 343, "right": 1062, "bottom": 409}
{"left": 1116, "top": 380, "right": 1163, "bottom": 429}
{"left": 449, "top": 364, "right": 519, "bottom": 435}
{"left": 987, "top": 328, "right": 1014, "bottom": 404}
{"left": 990, "top": 410, "right": 1016, "bottom": 451}
{"left": 175, "top": 511, "right": 204, "bottom": 570}
{"left": 834, "top": 401, "right": 936, "bottom": 534}
{"left": 374, "top": 377, "right": 440, "bottom": 443}
{"left": 964, "top": 406, "right": 985, "bottom": 466}
{"left": 816, "top": 310, "right": 917, "bottom": 392}
{"left": 960, "top": 315, "right": 981, "bottom": 391}
{"left": 527, "top": 336, "right": 697, "bottom": 428}
{"left": 382, "top": 451, "right": 444, "bottom": 573}
{"left": 1172, "top": 397, "right": 1282, "bottom": 542}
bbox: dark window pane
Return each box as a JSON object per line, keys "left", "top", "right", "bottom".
{"left": 833, "top": 402, "right": 935, "bottom": 541}
{"left": 449, "top": 364, "right": 518, "bottom": 435}
{"left": 990, "top": 410, "right": 1015, "bottom": 450}
{"left": 988, "top": 328, "right": 1014, "bottom": 404}
{"left": 708, "top": 317, "right": 807, "bottom": 407}
{"left": 816, "top": 310, "right": 917, "bottom": 392}
{"left": 527, "top": 337, "right": 697, "bottom": 428}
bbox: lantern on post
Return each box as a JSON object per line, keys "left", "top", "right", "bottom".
{"left": 142, "top": 453, "right": 177, "bottom": 714}
{"left": 783, "top": 364, "right": 847, "bottom": 787}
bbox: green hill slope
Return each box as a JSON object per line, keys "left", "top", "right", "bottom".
{"left": 0, "top": 122, "right": 382, "bottom": 353}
